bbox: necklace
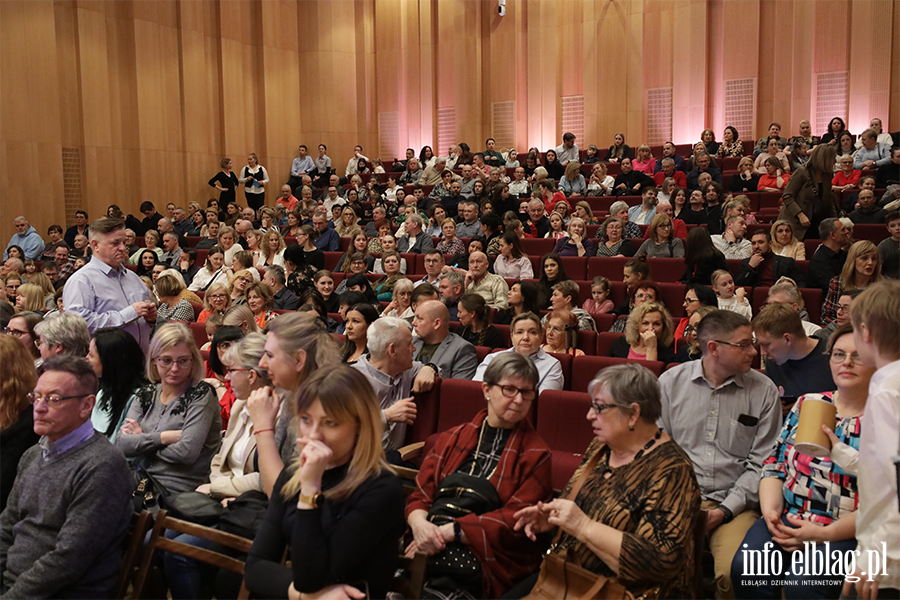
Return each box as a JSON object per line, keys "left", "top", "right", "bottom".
{"left": 604, "top": 428, "right": 663, "bottom": 476}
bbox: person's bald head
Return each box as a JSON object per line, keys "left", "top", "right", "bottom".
{"left": 412, "top": 300, "right": 449, "bottom": 343}
{"left": 657, "top": 201, "right": 673, "bottom": 218}
{"left": 468, "top": 251, "right": 489, "bottom": 278}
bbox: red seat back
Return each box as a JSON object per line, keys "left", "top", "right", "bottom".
{"left": 570, "top": 355, "right": 665, "bottom": 393}
{"left": 405, "top": 378, "right": 442, "bottom": 445}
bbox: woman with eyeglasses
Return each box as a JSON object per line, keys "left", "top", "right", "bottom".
{"left": 474, "top": 313, "right": 564, "bottom": 392}
{"left": 405, "top": 352, "right": 553, "bottom": 599}
{"left": 0, "top": 335, "right": 39, "bottom": 512}
{"left": 5, "top": 311, "right": 42, "bottom": 365}
{"left": 204, "top": 326, "right": 245, "bottom": 430}
{"left": 116, "top": 323, "right": 221, "bottom": 497}
{"left": 511, "top": 364, "right": 700, "bottom": 599}
{"left": 196, "top": 282, "right": 231, "bottom": 324}
{"left": 731, "top": 324, "right": 873, "bottom": 599}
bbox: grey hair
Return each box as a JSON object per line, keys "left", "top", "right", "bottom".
{"left": 439, "top": 271, "right": 465, "bottom": 288}
{"left": 661, "top": 157, "right": 674, "bottom": 166}
{"left": 609, "top": 201, "right": 629, "bottom": 215}
{"left": 406, "top": 213, "right": 423, "bottom": 228}
{"left": 768, "top": 282, "right": 802, "bottom": 304}
{"left": 40, "top": 356, "right": 98, "bottom": 396}
{"left": 483, "top": 352, "right": 539, "bottom": 388}
{"left": 367, "top": 316, "right": 412, "bottom": 360}
{"left": 586, "top": 363, "right": 661, "bottom": 422}
{"left": 265, "top": 265, "right": 286, "bottom": 286}
{"left": 159, "top": 268, "right": 187, "bottom": 288}
{"left": 533, "top": 166, "right": 548, "bottom": 180}
{"left": 222, "top": 332, "right": 271, "bottom": 385}
{"left": 34, "top": 312, "right": 90, "bottom": 357}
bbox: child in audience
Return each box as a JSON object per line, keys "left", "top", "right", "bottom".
{"left": 842, "top": 280, "right": 900, "bottom": 599}
{"left": 877, "top": 210, "right": 900, "bottom": 267}
{"left": 22, "top": 260, "right": 36, "bottom": 278}
{"left": 711, "top": 269, "right": 752, "bottom": 318}
{"left": 583, "top": 275, "right": 614, "bottom": 315}
{"left": 200, "top": 313, "right": 224, "bottom": 352}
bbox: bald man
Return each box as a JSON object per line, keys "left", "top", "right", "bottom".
{"left": 412, "top": 300, "right": 478, "bottom": 380}
{"left": 465, "top": 251, "right": 509, "bottom": 309}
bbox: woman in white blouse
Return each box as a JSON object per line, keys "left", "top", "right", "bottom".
{"left": 257, "top": 229, "right": 286, "bottom": 269}
{"left": 217, "top": 225, "right": 240, "bottom": 267}
{"left": 493, "top": 232, "right": 535, "bottom": 279}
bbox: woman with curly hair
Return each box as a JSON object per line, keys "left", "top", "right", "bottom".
{"left": 607, "top": 301, "right": 677, "bottom": 364}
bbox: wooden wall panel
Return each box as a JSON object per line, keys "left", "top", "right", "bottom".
{"left": 3, "top": 0, "right": 898, "bottom": 237}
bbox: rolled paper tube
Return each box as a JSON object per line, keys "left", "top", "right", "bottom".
{"left": 794, "top": 398, "right": 837, "bottom": 458}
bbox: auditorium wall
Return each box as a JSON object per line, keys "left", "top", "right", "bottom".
{"left": 2, "top": 0, "right": 898, "bottom": 236}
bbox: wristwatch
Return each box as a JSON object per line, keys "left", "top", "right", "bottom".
{"left": 719, "top": 505, "right": 734, "bottom": 524}
{"left": 298, "top": 492, "right": 323, "bottom": 508}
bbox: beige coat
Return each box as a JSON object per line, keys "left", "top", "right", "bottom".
{"left": 208, "top": 398, "right": 261, "bottom": 498}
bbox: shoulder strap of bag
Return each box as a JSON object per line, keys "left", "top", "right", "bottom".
{"left": 550, "top": 447, "right": 605, "bottom": 547}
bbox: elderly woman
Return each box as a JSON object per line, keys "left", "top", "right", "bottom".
{"left": 116, "top": 323, "right": 221, "bottom": 497}
{"left": 605, "top": 201, "right": 642, "bottom": 239}
{"left": 731, "top": 324, "right": 872, "bottom": 599}
{"left": 543, "top": 279, "right": 597, "bottom": 332}
{"left": 770, "top": 219, "right": 806, "bottom": 261}
{"left": 821, "top": 240, "right": 881, "bottom": 325}
{"left": 474, "top": 312, "right": 564, "bottom": 392}
{"left": 196, "top": 282, "right": 231, "bottom": 324}
{"left": 552, "top": 216, "right": 595, "bottom": 257}
{"left": 595, "top": 217, "right": 636, "bottom": 258}
{"left": 542, "top": 310, "right": 584, "bottom": 356}
{"left": 406, "top": 352, "right": 553, "bottom": 598}
{"left": 635, "top": 214, "right": 685, "bottom": 258}
{"left": 512, "top": 364, "right": 700, "bottom": 599}
{"left": 607, "top": 302, "right": 677, "bottom": 364}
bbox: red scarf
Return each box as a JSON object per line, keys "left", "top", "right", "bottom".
{"left": 406, "top": 409, "right": 553, "bottom": 597}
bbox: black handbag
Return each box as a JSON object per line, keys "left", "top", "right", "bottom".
{"left": 131, "top": 466, "right": 170, "bottom": 515}
{"left": 166, "top": 491, "right": 225, "bottom": 526}
{"left": 217, "top": 490, "right": 269, "bottom": 540}
{"left": 424, "top": 471, "right": 501, "bottom": 593}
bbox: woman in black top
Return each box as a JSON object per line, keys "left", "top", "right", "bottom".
{"left": 820, "top": 116, "right": 848, "bottom": 146}
{"left": 729, "top": 156, "right": 760, "bottom": 194}
{"left": 679, "top": 227, "right": 728, "bottom": 284}
{"left": 543, "top": 149, "right": 565, "bottom": 181}
{"left": 458, "top": 293, "right": 505, "bottom": 349}
{"left": 0, "top": 335, "right": 39, "bottom": 512}
{"left": 603, "top": 132, "right": 633, "bottom": 163}
{"left": 493, "top": 281, "right": 540, "bottom": 326}
{"left": 244, "top": 366, "right": 405, "bottom": 600}
{"left": 208, "top": 158, "right": 239, "bottom": 207}
{"left": 293, "top": 225, "right": 325, "bottom": 271}
{"left": 536, "top": 253, "right": 570, "bottom": 310}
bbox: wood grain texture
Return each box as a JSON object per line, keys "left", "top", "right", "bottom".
{"left": 2, "top": 0, "right": 898, "bottom": 237}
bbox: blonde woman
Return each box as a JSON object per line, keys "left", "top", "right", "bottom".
{"left": 197, "top": 282, "right": 231, "bottom": 323}
{"left": 821, "top": 240, "right": 881, "bottom": 325}
{"left": 217, "top": 225, "right": 240, "bottom": 267}
{"left": 382, "top": 277, "right": 414, "bottom": 319}
{"left": 116, "top": 323, "right": 221, "bottom": 495}
{"left": 607, "top": 301, "right": 677, "bottom": 364}
{"left": 258, "top": 229, "right": 286, "bottom": 269}
{"left": 632, "top": 144, "right": 656, "bottom": 174}
{"left": 335, "top": 207, "right": 360, "bottom": 238}
{"left": 770, "top": 220, "right": 806, "bottom": 261}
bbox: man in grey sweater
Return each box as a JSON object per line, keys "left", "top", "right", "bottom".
{"left": 0, "top": 356, "right": 132, "bottom": 599}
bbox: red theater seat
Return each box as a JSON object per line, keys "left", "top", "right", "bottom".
{"left": 571, "top": 356, "right": 665, "bottom": 393}
{"left": 536, "top": 390, "right": 596, "bottom": 490}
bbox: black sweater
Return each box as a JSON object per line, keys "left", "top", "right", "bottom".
{"left": 245, "top": 465, "right": 405, "bottom": 599}
{"left": 0, "top": 407, "right": 39, "bottom": 512}
{"left": 607, "top": 335, "right": 677, "bottom": 365}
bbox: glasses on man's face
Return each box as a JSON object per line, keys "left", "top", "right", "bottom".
{"left": 589, "top": 400, "right": 619, "bottom": 415}
{"left": 155, "top": 356, "right": 193, "bottom": 369}
{"left": 830, "top": 350, "right": 863, "bottom": 366}
{"left": 28, "top": 392, "right": 87, "bottom": 409}
{"left": 714, "top": 339, "right": 755, "bottom": 350}
{"left": 4, "top": 327, "right": 27, "bottom": 338}
{"left": 492, "top": 384, "right": 537, "bottom": 402}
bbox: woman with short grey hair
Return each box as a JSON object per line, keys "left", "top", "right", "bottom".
{"left": 512, "top": 363, "right": 700, "bottom": 598}
{"left": 33, "top": 312, "right": 90, "bottom": 358}
{"left": 405, "top": 350, "right": 552, "bottom": 598}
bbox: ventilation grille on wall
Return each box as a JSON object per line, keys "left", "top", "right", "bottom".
{"left": 724, "top": 79, "right": 756, "bottom": 143}
{"left": 868, "top": 1, "right": 891, "bottom": 129}
{"left": 62, "top": 148, "right": 82, "bottom": 224}
{"left": 814, "top": 72, "right": 848, "bottom": 136}
{"left": 646, "top": 88, "right": 673, "bottom": 146}
{"left": 561, "top": 95, "right": 584, "bottom": 147}
{"left": 378, "top": 111, "right": 399, "bottom": 162}
{"left": 491, "top": 101, "right": 515, "bottom": 150}
{"left": 437, "top": 107, "right": 455, "bottom": 158}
